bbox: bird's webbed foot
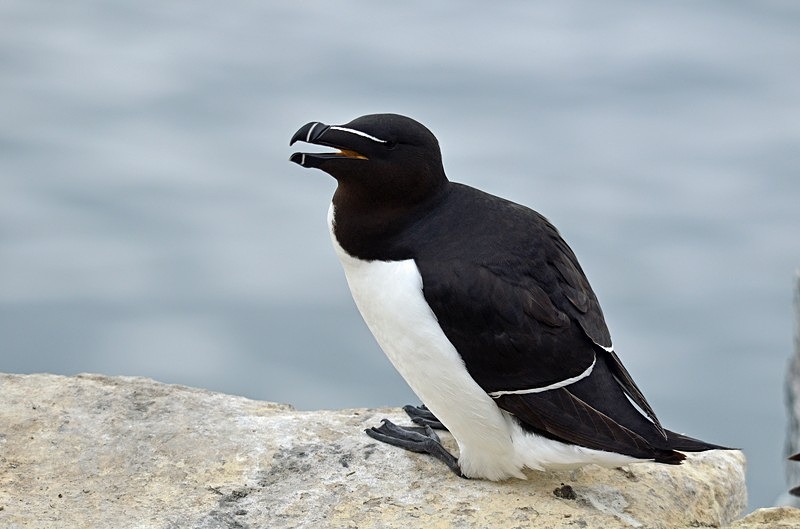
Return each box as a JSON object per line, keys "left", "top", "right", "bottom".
{"left": 365, "top": 419, "right": 464, "bottom": 478}
{"left": 402, "top": 404, "right": 447, "bottom": 430}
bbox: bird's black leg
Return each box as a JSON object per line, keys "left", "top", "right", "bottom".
{"left": 366, "top": 419, "right": 465, "bottom": 478}
{"left": 402, "top": 404, "right": 447, "bottom": 430}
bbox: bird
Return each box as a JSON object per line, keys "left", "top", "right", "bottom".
{"left": 289, "top": 113, "right": 729, "bottom": 480}
{"left": 789, "top": 453, "right": 800, "bottom": 497}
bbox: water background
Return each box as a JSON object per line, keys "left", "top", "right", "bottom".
{"left": 2, "top": 1, "right": 799, "bottom": 510}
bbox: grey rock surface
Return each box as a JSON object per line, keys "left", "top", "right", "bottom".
{"left": 0, "top": 373, "right": 749, "bottom": 528}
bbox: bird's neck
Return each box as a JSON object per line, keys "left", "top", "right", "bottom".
{"left": 331, "top": 181, "right": 450, "bottom": 261}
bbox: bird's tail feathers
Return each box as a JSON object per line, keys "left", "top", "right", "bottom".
{"left": 651, "top": 431, "right": 732, "bottom": 465}
{"left": 665, "top": 429, "right": 733, "bottom": 452}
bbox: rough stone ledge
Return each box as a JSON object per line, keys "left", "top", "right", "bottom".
{"left": 0, "top": 373, "right": 760, "bottom": 528}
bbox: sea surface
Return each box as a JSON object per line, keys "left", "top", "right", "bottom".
{"left": 2, "top": 1, "right": 799, "bottom": 509}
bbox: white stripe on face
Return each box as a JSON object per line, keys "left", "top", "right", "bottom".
{"left": 329, "top": 126, "right": 388, "bottom": 144}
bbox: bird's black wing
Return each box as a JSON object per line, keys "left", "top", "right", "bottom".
{"left": 538, "top": 215, "right": 666, "bottom": 438}
{"left": 416, "top": 255, "right": 676, "bottom": 456}
{"left": 417, "top": 257, "right": 594, "bottom": 392}
{"left": 411, "top": 188, "right": 668, "bottom": 450}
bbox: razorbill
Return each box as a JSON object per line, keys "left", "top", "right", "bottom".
{"left": 289, "top": 113, "right": 728, "bottom": 479}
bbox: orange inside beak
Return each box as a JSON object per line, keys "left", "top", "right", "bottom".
{"left": 338, "top": 149, "right": 367, "bottom": 159}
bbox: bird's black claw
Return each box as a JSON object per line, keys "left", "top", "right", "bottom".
{"left": 365, "top": 419, "right": 464, "bottom": 478}
{"left": 402, "top": 404, "right": 448, "bottom": 430}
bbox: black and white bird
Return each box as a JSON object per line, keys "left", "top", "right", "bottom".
{"left": 289, "top": 113, "right": 727, "bottom": 479}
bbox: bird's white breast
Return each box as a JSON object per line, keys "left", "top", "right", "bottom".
{"left": 327, "top": 204, "right": 526, "bottom": 479}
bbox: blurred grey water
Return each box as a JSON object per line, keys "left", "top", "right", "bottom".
{"left": 1, "top": 0, "right": 798, "bottom": 509}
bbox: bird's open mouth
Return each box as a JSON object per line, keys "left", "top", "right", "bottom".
{"left": 289, "top": 148, "right": 366, "bottom": 167}
{"left": 336, "top": 148, "right": 367, "bottom": 159}
{"left": 310, "top": 148, "right": 367, "bottom": 160}
{"left": 289, "top": 121, "right": 369, "bottom": 167}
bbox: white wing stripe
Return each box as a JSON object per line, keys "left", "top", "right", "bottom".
{"left": 488, "top": 356, "right": 596, "bottom": 398}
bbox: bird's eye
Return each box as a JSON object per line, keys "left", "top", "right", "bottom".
{"left": 385, "top": 140, "right": 398, "bottom": 150}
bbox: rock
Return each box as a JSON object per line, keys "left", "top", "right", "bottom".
{"left": 727, "top": 507, "right": 800, "bottom": 528}
{"left": 0, "top": 373, "right": 747, "bottom": 528}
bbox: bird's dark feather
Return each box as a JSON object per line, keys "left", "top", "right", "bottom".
{"left": 494, "top": 352, "right": 691, "bottom": 460}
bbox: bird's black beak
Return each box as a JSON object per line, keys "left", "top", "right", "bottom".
{"left": 290, "top": 121, "right": 330, "bottom": 147}
{"left": 289, "top": 121, "right": 368, "bottom": 169}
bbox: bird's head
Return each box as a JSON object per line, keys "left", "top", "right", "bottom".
{"left": 290, "top": 113, "right": 447, "bottom": 208}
